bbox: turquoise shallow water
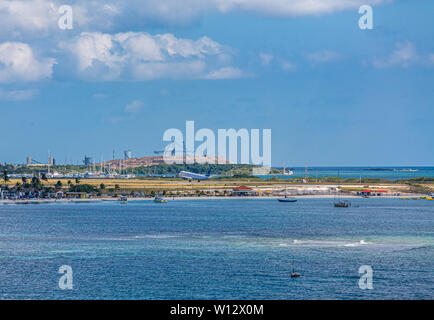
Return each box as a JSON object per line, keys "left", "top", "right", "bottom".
{"left": 0, "top": 198, "right": 433, "bottom": 299}
{"left": 260, "top": 166, "right": 434, "bottom": 180}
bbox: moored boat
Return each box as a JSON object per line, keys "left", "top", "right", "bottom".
{"left": 334, "top": 200, "right": 350, "bottom": 208}
{"left": 154, "top": 195, "right": 168, "bottom": 203}
{"left": 278, "top": 181, "right": 297, "bottom": 202}
{"left": 278, "top": 197, "right": 297, "bottom": 202}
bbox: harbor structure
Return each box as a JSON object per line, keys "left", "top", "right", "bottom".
{"left": 231, "top": 185, "right": 257, "bottom": 197}
{"left": 83, "top": 156, "right": 93, "bottom": 166}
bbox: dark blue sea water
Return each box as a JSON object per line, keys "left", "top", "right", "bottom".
{"left": 0, "top": 199, "right": 433, "bottom": 300}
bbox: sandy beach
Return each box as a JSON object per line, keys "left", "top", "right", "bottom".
{"left": 0, "top": 194, "right": 424, "bottom": 205}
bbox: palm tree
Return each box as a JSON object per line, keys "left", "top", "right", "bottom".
{"left": 14, "top": 182, "right": 24, "bottom": 194}
{"left": 31, "top": 176, "right": 42, "bottom": 191}
{"left": 55, "top": 181, "right": 62, "bottom": 190}
{"left": 1, "top": 169, "right": 9, "bottom": 184}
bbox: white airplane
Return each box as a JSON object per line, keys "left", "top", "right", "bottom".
{"left": 179, "top": 168, "right": 212, "bottom": 182}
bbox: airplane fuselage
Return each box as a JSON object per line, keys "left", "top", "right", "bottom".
{"left": 179, "top": 171, "right": 210, "bottom": 181}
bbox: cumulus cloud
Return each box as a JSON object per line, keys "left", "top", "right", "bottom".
{"left": 214, "top": 0, "right": 390, "bottom": 16}
{"left": 0, "top": 88, "right": 38, "bottom": 100}
{"left": 0, "top": 0, "right": 393, "bottom": 40}
{"left": 60, "top": 32, "right": 242, "bottom": 80}
{"left": 0, "top": 0, "right": 58, "bottom": 37}
{"left": 0, "top": 0, "right": 120, "bottom": 38}
{"left": 0, "top": 42, "right": 56, "bottom": 82}
{"left": 104, "top": 0, "right": 392, "bottom": 24}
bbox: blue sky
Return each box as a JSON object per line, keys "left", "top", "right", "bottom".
{"left": 0, "top": 0, "right": 433, "bottom": 166}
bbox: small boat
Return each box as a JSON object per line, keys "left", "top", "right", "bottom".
{"left": 334, "top": 200, "right": 350, "bottom": 208}
{"left": 154, "top": 195, "right": 168, "bottom": 203}
{"left": 282, "top": 167, "right": 294, "bottom": 176}
{"left": 290, "top": 268, "right": 300, "bottom": 278}
{"left": 278, "top": 181, "right": 297, "bottom": 202}
{"left": 334, "top": 173, "right": 350, "bottom": 208}
{"left": 120, "top": 196, "right": 128, "bottom": 204}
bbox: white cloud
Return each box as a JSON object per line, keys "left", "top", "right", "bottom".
{"left": 214, "top": 0, "right": 390, "bottom": 16}
{"left": 61, "top": 32, "right": 243, "bottom": 80}
{"left": 259, "top": 53, "right": 273, "bottom": 66}
{"left": 0, "top": 0, "right": 393, "bottom": 40}
{"left": 307, "top": 50, "right": 340, "bottom": 63}
{"left": 280, "top": 59, "right": 295, "bottom": 71}
{"left": 0, "top": 42, "right": 56, "bottom": 82}
{"left": 125, "top": 100, "right": 144, "bottom": 113}
{"left": 0, "top": 0, "right": 58, "bottom": 37}
{"left": 0, "top": 88, "right": 38, "bottom": 100}
{"left": 373, "top": 42, "right": 418, "bottom": 68}
{"left": 204, "top": 67, "right": 247, "bottom": 79}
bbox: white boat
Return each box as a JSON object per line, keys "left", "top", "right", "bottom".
{"left": 282, "top": 167, "right": 294, "bottom": 175}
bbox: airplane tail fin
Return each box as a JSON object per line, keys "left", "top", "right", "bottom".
{"left": 206, "top": 168, "right": 212, "bottom": 177}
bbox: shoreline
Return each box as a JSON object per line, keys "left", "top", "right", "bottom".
{"left": 0, "top": 194, "right": 427, "bottom": 205}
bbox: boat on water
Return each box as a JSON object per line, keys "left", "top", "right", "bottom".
{"left": 278, "top": 181, "right": 297, "bottom": 202}
{"left": 290, "top": 267, "right": 300, "bottom": 278}
{"left": 120, "top": 196, "right": 128, "bottom": 204}
{"left": 334, "top": 200, "right": 350, "bottom": 208}
{"left": 154, "top": 195, "right": 168, "bottom": 203}
{"left": 282, "top": 167, "right": 294, "bottom": 176}
{"left": 334, "top": 173, "right": 350, "bottom": 208}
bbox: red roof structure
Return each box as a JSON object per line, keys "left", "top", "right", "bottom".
{"left": 233, "top": 185, "right": 253, "bottom": 191}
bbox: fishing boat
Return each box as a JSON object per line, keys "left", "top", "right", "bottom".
{"left": 278, "top": 181, "right": 297, "bottom": 202}
{"left": 290, "top": 267, "right": 300, "bottom": 278}
{"left": 154, "top": 195, "right": 168, "bottom": 203}
{"left": 334, "top": 172, "right": 350, "bottom": 208}
{"left": 334, "top": 200, "right": 350, "bottom": 208}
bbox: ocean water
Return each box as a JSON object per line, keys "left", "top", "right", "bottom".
{"left": 0, "top": 198, "right": 433, "bottom": 300}
{"left": 264, "top": 166, "right": 434, "bottom": 180}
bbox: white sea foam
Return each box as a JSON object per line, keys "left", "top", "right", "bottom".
{"left": 343, "top": 240, "right": 371, "bottom": 247}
